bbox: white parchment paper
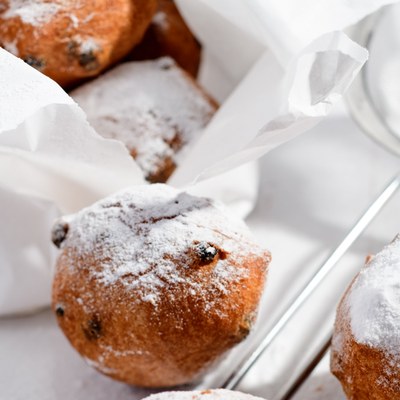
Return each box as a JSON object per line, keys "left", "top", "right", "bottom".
{"left": 0, "top": 0, "right": 397, "bottom": 315}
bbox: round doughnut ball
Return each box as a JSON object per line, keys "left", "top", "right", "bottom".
{"left": 142, "top": 389, "right": 266, "bottom": 400}
{"left": 0, "top": 0, "right": 157, "bottom": 87}
{"left": 331, "top": 235, "right": 400, "bottom": 400}
{"left": 71, "top": 58, "right": 218, "bottom": 184}
{"left": 129, "top": 0, "right": 201, "bottom": 77}
{"left": 52, "top": 184, "right": 271, "bottom": 387}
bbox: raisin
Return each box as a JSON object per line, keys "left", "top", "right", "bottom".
{"left": 83, "top": 316, "right": 102, "bottom": 340}
{"left": 78, "top": 51, "right": 99, "bottom": 71}
{"left": 67, "top": 41, "right": 99, "bottom": 71}
{"left": 23, "top": 56, "right": 45, "bottom": 70}
{"left": 102, "top": 201, "right": 122, "bottom": 208}
{"left": 238, "top": 324, "right": 251, "bottom": 339}
{"left": 196, "top": 242, "right": 218, "bottom": 262}
{"left": 51, "top": 221, "right": 69, "bottom": 249}
{"left": 55, "top": 305, "right": 64, "bottom": 317}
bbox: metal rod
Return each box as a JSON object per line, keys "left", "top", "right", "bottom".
{"left": 221, "top": 173, "right": 400, "bottom": 391}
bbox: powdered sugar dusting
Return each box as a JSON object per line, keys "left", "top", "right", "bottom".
{"left": 1, "top": 39, "right": 18, "bottom": 56}
{"left": 60, "top": 185, "right": 264, "bottom": 310}
{"left": 84, "top": 356, "right": 116, "bottom": 375}
{"left": 78, "top": 37, "right": 100, "bottom": 54}
{"left": 71, "top": 58, "right": 216, "bottom": 180}
{"left": 331, "top": 330, "right": 344, "bottom": 357}
{"left": 143, "top": 389, "right": 265, "bottom": 400}
{"left": 348, "top": 235, "right": 400, "bottom": 360}
{"left": 153, "top": 11, "right": 169, "bottom": 30}
{"left": 2, "top": 0, "right": 62, "bottom": 26}
{"left": 69, "top": 13, "right": 79, "bottom": 28}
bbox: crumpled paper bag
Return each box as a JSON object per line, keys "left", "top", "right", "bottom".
{"left": 0, "top": 0, "right": 396, "bottom": 316}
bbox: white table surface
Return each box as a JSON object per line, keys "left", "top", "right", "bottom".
{"left": 1, "top": 101, "right": 399, "bottom": 400}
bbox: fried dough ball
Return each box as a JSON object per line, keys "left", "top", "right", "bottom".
{"left": 71, "top": 58, "right": 218, "bottom": 183}
{"left": 331, "top": 236, "right": 400, "bottom": 400}
{"left": 0, "top": 0, "right": 157, "bottom": 87}
{"left": 142, "top": 389, "right": 266, "bottom": 400}
{"left": 52, "top": 184, "right": 270, "bottom": 387}
{"left": 129, "top": 0, "right": 201, "bottom": 77}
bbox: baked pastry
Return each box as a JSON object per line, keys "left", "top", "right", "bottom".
{"left": 52, "top": 184, "right": 270, "bottom": 387}
{"left": 71, "top": 57, "right": 218, "bottom": 183}
{"left": 0, "top": 0, "right": 157, "bottom": 87}
{"left": 129, "top": 0, "right": 201, "bottom": 77}
{"left": 142, "top": 389, "right": 266, "bottom": 400}
{"left": 331, "top": 235, "right": 400, "bottom": 400}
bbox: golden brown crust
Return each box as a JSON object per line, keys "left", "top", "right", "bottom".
{"left": 53, "top": 249, "right": 268, "bottom": 386}
{"left": 51, "top": 186, "right": 270, "bottom": 387}
{"left": 331, "top": 279, "right": 400, "bottom": 400}
{"left": 128, "top": 0, "right": 201, "bottom": 77}
{"left": 145, "top": 154, "right": 177, "bottom": 184}
{"left": 0, "top": 0, "right": 157, "bottom": 88}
